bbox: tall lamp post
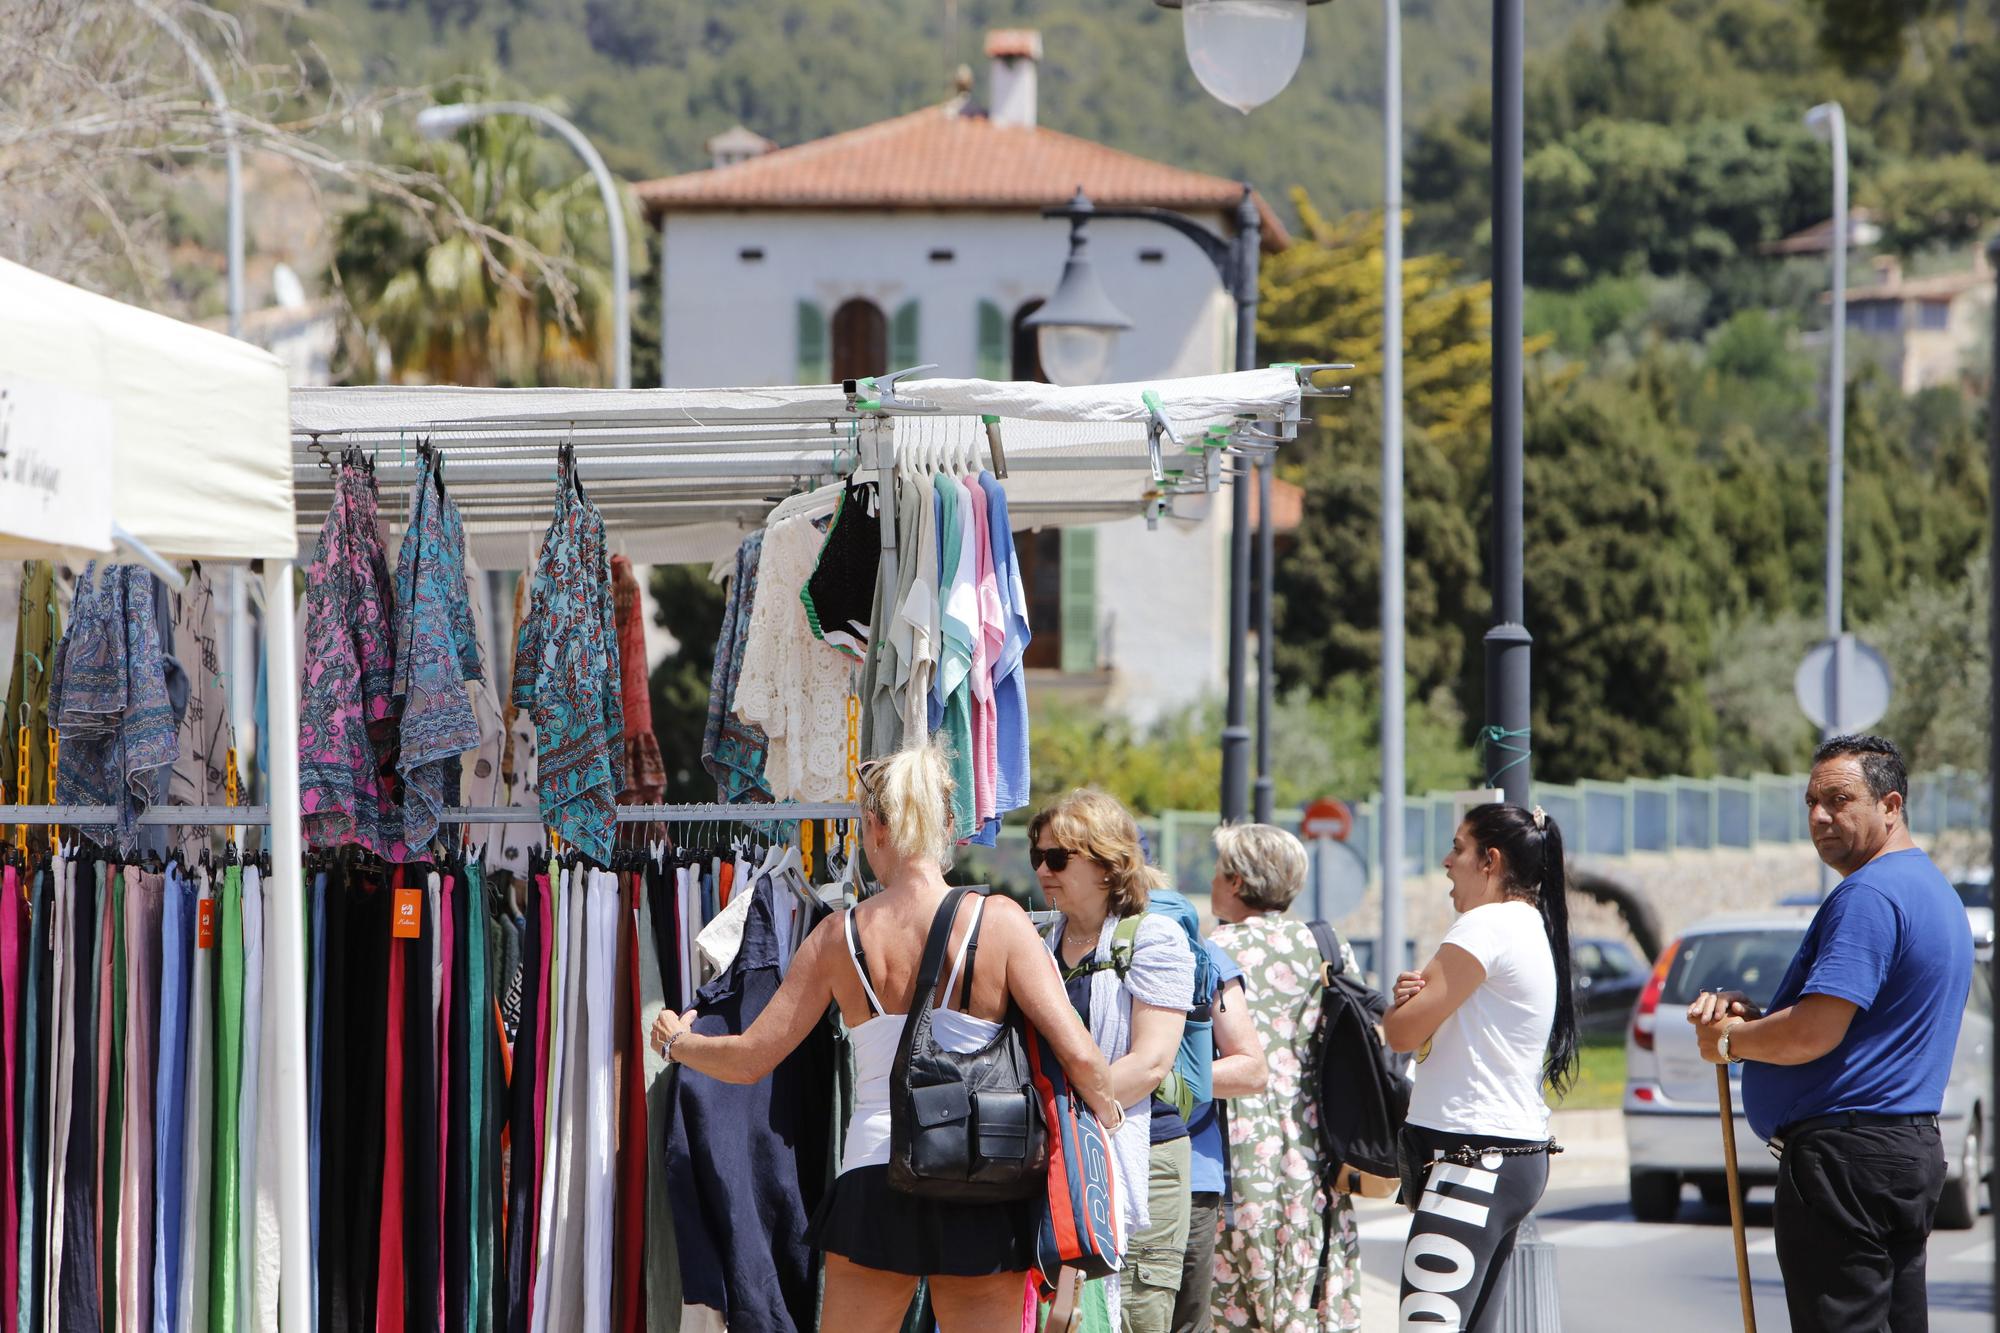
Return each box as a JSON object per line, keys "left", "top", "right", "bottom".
{"left": 1983, "top": 230, "right": 1999, "bottom": 1333}
{"left": 1379, "top": 0, "right": 1408, "bottom": 988}
{"left": 1485, "top": 0, "right": 1532, "bottom": 807}
{"left": 416, "top": 102, "right": 633, "bottom": 389}
{"left": 1028, "top": 185, "right": 1266, "bottom": 823}
{"left": 1806, "top": 101, "right": 1849, "bottom": 895}
{"left": 134, "top": 0, "right": 257, "bottom": 809}
{"left": 1134, "top": 0, "right": 1332, "bottom": 824}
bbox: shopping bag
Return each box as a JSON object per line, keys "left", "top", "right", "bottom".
{"left": 1024, "top": 1023, "right": 1121, "bottom": 1285}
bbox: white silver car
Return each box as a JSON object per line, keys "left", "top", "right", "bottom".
{"left": 1623, "top": 908, "right": 1993, "bottom": 1228}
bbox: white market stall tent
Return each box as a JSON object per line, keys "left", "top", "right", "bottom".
{"left": 288, "top": 365, "right": 1327, "bottom": 567}
{"left": 0, "top": 258, "right": 311, "bottom": 1331}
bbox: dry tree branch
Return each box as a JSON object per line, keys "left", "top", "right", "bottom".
{"left": 0, "top": 0, "right": 578, "bottom": 325}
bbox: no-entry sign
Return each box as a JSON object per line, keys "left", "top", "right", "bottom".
{"left": 1301, "top": 797, "right": 1353, "bottom": 842}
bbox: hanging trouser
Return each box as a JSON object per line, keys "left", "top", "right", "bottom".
{"left": 1396, "top": 1125, "right": 1551, "bottom": 1333}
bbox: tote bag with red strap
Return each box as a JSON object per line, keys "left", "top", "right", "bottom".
{"left": 1025, "top": 1023, "right": 1121, "bottom": 1285}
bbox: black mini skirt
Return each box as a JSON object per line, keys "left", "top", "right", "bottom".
{"left": 806, "top": 1165, "right": 1040, "bottom": 1277}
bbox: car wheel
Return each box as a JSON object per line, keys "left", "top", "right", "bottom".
{"left": 1936, "top": 1112, "right": 1981, "bottom": 1231}
{"left": 1630, "top": 1170, "right": 1681, "bottom": 1223}
{"left": 1697, "top": 1177, "right": 1735, "bottom": 1210}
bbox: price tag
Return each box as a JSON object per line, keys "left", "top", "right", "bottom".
{"left": 197, "top": 898, "right": 217, "bottom": 949}
{"left": 393, "top": 887, "right": 423, "bottom": 939}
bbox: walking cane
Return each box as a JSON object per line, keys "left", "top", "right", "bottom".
{"left": 1716, "top": 1066, "right": 1758, "bottom": 1333}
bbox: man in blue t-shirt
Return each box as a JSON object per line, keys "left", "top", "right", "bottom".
{"left": 1689, "top": 734, "right": 1973, "bottom": 1333}
{"left": 1173, "top": 938, "right": 1267, "bottom": 1333}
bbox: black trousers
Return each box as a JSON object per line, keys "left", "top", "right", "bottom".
{"left": 1775, "top": 1122, "right": 1947, "bottom": 1333}
{"left": 1398, "top": 1125, "right": 1551, "bottom": 1332}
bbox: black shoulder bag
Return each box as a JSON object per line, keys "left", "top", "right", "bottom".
{"left": 887, "top": 887, "right": 1048, "bottom": 1201}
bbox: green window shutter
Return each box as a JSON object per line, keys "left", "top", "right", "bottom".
{"left": 976, "top": 300, "right": 1006, "bottom": 380}
{"left": 796, "top": 300, "right": 828, "bottom": 382}
{"left": 1059, "top": 526, "right": 1098, "bottom": 674}
{"left": 891, "top": 299, "right": 920, "bottom": 369}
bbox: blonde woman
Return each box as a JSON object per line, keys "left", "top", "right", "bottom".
{"left": 1030, "top": 790, "right": 1196, "bottom": 1333}
{"left": 651, "top": 748, "right": 1117, "bottom": 1332}
{"left": 1208, "top": 824, "right": 1362, "bottom": 1333}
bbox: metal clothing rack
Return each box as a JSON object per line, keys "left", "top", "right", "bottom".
{"left": 0, "top": 802, "right": 860, "bottom": 826}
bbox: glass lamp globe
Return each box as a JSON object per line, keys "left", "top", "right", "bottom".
{"left": 1181, "top": 0, "right": 1309, "bottom": 114}
{"left": 1036, "top": 325, "right": 1120, "bottom": 388}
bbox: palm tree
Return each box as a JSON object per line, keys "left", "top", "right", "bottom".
{"left": 329, "top": 106, "right": 625, "bottom": 387}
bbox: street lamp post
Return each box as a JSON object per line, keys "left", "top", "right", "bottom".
{"left": 1380, "top": 0, "right": 1408, "bottom": 996}
{"left": 136, "top": 0, "right": 242, "bottom": 339}
{"left": 1029, "top": 186, "right": 1264, "bottom": 822}
{"left": 1158, "top": 0, "right": 1331, "bottom": 831}
{"left": 1983, "top": 229, "right": 1999, "bottom": 1333}
{"left": 1485, "top": 0, "right": 1532, "bottom": 807}
{"left": 1806, "top": 100, "right": 1848, "bottom": 895}
{"left": 416, "top": 101, "right": 633, "bottom": 390}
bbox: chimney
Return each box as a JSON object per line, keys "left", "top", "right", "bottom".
{"left": 705, "top": 124, "right": 776, "bottom": 170}
{"left": 986, "top": 29, "right": 1042, "bottom": 129}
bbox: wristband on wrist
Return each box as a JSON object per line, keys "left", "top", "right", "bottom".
{"left": 664, "top": 1029, "right": 688, "bottom": 1064}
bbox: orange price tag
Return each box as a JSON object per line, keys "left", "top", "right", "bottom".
{"left": 393, "top": 888, "right": 423, "bottom": 939}
{"left": 197, "top": 899, "right": 217, "bottom": 949}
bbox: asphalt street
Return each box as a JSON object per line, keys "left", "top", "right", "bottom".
{"left": 1354, "top": 1184, "right": 1995, "bottom": 1331}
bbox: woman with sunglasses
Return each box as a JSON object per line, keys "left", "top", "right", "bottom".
{"left": 650, "top": 746, "right": 1117, "bottom": 1333}
{"left": 1030, "top": 790, "right": 1196, "bottom": 1333}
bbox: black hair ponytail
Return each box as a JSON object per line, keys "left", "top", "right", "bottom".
{"left": 1463, "top": 803, "right": 1581, "bottom": 1099}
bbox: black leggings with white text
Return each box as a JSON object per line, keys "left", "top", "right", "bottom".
{"left": 1397, "top": 1124, "right": 1551, "bottom": 1332}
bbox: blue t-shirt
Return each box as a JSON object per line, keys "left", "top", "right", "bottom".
{"left": 1742, "top": 848, "right": 1973, "bottom": 1141}
{"left": 1187, "top": 940, "right": 1246, "bottom": 1194}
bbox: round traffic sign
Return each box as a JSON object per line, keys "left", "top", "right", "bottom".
{"left": 1794, "top": 634, "right": 1892, "bottom": 732}
{"left": 1301, "top": 797, "right": 1353, "bottom": 842}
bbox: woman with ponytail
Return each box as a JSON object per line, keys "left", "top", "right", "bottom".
{"left": 1382, "top": 803, "right": 1577, "bottom": 1332}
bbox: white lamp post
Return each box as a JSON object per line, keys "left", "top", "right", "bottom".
{"left": 1806, "top": 100, "right": 1849, "bottom": 896}
{"left": 416, "top": 101, "right": 633, "bottom": 390}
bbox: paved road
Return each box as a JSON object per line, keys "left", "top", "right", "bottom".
{"left": 1355, "top": 1184, "right": 1994, "bottom": 1330}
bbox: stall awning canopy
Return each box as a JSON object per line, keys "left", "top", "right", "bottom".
{"left": 0, "top": 258, "right": 296, "bottom": 563}
{"left": 289, "top": 368, "right": 1309, "bottom": 566}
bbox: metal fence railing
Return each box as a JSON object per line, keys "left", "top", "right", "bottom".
{"left": 954, "top": 769, "right": 1992, "bottom": 902}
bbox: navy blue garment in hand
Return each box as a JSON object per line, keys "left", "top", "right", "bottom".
{"left": 666, "top": 874, "right": 833, "bottom": 1332}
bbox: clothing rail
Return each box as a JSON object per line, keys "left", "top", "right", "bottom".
{"left": 0, "top": 802, "right": 860, "bottom": 825}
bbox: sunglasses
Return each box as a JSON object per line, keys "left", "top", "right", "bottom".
{"left": 1030, "top": 845, "right": 1083, "bottom": 873}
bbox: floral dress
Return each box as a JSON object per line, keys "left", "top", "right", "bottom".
{"left": 1210, "top": 914, "right": 1362, "bottom": 1333}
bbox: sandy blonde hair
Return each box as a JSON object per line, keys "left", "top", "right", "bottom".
{"left": 1027, "top": 789, "right": 1165, "bottom": 917}
{"left": 1213, "top": 823, "right": 1309, "bottom": 912}
{"left": 860, "top": 744, "right": 956, "bottom": 866}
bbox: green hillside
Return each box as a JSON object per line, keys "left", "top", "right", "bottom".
{"left": 285, "top": 0, "right": 1613, "bottom": 210}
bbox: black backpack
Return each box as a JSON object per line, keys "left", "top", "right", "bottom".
{"left": 887, "top": 888, "right": 1048, "bottom": 1201}
{"left": 1306, "top": 921, "right": 1411, "bottom": 1180}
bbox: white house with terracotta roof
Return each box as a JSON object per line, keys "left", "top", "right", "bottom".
{"left": 1833, "top": 252, "right": 1994, "bottom": 394}
{"left": 637, "top": 31, "right": 1290, "bottom": 723}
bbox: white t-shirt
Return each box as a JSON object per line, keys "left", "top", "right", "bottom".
{"left": 1406, "top": 900, "right": 1556, "bottom": 1140}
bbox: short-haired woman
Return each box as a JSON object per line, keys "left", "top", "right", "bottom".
{"left": 1208, "top": 823, "right": 1363, "bottom": 1332}
{"left": 1383, "top": 804, "right": 1577, "bottom": 1332}
{"left": 651, "top": 747, "right": 1118, "bottom": 1332}
{"left": 1031, "top": 790, "right": 1195, "bottom": 1333}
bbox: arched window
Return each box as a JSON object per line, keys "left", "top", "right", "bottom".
{"left": 830, "top": 298, "right": 889, "bottom": 382}
{"left": 1011, "top": 299, "right": 1048, "bottom": 383}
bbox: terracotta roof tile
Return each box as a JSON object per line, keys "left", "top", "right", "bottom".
{"left": 636, "top": 104, "right": 1289, "bottom": 250}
